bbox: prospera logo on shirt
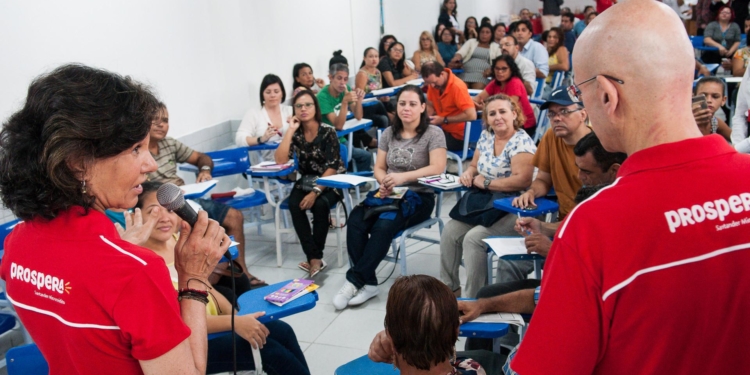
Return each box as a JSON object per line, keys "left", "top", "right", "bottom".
{"left": 9, "top": 262, "right": 70, "bottom": 294}
{"left": 664, "top": 192, "right": 750, "bottom": 233}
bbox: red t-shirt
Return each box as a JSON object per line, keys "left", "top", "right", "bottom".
{"left": 426, "top": 69, "right": 474, "bottom": 141}
{"left": 484, "top": 78, "right": 537, "bottom": 129}
{"left": 0, "top": 207, "right": 190, "bottom": 375}
{"left": 512, "top": 135, "right": 750, "bottom": 374}
{"left": 596, "top": 0, "right": 614, "bottom": 13}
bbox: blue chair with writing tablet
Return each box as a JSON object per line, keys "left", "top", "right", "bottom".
{"left": 446, "top": 119, "right": 483, "bottom": 176}
{"left": 6, "top": 343, "right": 47, "bottom": 375}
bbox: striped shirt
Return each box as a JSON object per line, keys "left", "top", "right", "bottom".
{"left": 148, "top": 137, "right": 194, "bottom": 186}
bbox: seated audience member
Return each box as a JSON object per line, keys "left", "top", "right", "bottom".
{"left": 356, "top": 47, "right": 392, "bottom": 129}
{"left": 437, "top": 0, "right": 461, "bottom": 42}
{"left": 732, "top": 19, "right": 750, "bottom": 76}
{"left": 434, "top": 23, "right": 447, "bottom": 43}
{"left": 317, "top": 62, "right": 374, "bottom": 172}
{"left": 378, "top": 42, "right": 418, "bottom": 88}
{"left": 333, "top": 86, "right": 447, "bottom": 309}
{"left": 292, "top": 63, "right": 325, "bottom": 96}
{"left": 440, "top": 94, "right": 536, "bottom": 298}
{"left": 473, "top": 56, "right": 537, "bottom": 137}
{"left": 438, "top": 27, "right": 459, "bottom": 65}
{"left": 498, "top": 35, "right": 537, "bottom": 95}
{"left": 378, "top": 34, "right": 398, "bottom": 58}
{"left": 703, "top": 6, "right": 741, "bottom": 64}
{"left": 544, "top": 27, "right": 570, "bottom": 89}
{"left": 135, "top": 182, "right": 310, "bottom": 375}
{"left": 148, "top": 102, "right": 267, "bottom": 295}
{"left": 369, "top": 275, "right": 495, "bottom": 374}
{"left": 692, "top": 77, "right": 732, "bottom": 141}
{"left": 481, "top": 16, "right": 492, "bottom": 27}
{"left": 462, "top": 132, "right": 626, "bottom": 356}
{"left": 450, "top": 23, "right": 501, "bottom": 89}
{"left": 421, "top": 61, "right": 478, "bottom": 151}
{"left": 412, "top": 31, "right": 446, "bottom": 72}
{"left": 732, "top": 61, "right": 750, "bottom": 152}
{"left": 275, "top": 90, "right": 345, "bottom": 277}
{"left": 510, "top": 20, "right": 550, "bottom": 78}
{"left": 493, "top": 23, "right": 507, "bottom": 44}
{"left": 560, "top": 13, "right": 577, "bottom": 52}
{"left": 519, "top": 8, "right": 532, "bottom": 21}
{"left": 574, "top": 10, "right": 597, "bottom": 37}
{"left": 740, "top": 16, "right": 750, "bottom": 48}
{"left": 508, "top": 88, "right": 590, "bottom": 281}
{"left": 464, "top": 16, "right": 479, "bottom": 41}
{"left": 235, "top": 74, "right": 292, "bottom": 162}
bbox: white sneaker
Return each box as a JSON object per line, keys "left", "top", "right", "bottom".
{"left": 333, "top": 281, "right": 359, "bottom": 310}
{"left": 348, "top": 285, "right": 379, "bottom": 306}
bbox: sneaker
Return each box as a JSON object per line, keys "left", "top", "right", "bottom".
{"left": 348, "top": 285, "right": 379, "bottom": 306}
{"left": 333, "top": 281, "right": 359, "bottom": 310}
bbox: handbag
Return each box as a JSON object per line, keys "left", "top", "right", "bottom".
{"left": 299, "top": 175, "right": 318, "bottom": 192}
{"left": 361, "top": 191, "right": 401, "bottom": 221}
{"left": 449, "top": 189, "right": 516, "bottom": 227}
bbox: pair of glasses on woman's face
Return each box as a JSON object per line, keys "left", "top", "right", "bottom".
{"left": 567, "top": 74, "right": 625, "bottom": 102}
{"left": 294, "top": 102, "right": 314, "bottom": 109}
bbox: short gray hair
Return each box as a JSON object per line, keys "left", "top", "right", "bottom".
{"left": 329, "top": 63, "right": 349, "bottom": 76}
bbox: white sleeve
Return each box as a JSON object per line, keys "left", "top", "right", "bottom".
{"left": 235, "top": 109, "right": 260, "bottom": 147}
{"left": 731, "top": 67, "right": 750, "bottom": 150}
{"left": 521, "top": 58, "right": 537, "bottom": 89}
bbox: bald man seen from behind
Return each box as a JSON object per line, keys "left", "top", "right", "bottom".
{"left": 510, "top": 0, "right": 750, "bottom": 374}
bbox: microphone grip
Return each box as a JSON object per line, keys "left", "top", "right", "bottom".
{"left": 172, "top": 202, "right": 232, "bottom": 261}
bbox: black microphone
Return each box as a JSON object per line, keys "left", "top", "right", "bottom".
{"left": 156, "top": 183, "right": 232, "bottom": 260}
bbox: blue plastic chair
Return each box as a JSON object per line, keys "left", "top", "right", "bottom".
{"left": 533, "top": 77, "right": 545, "bottom": 100}
{"left": 446, "top": 119, "right": 483, "bottom": 176}
{"left": 6, "top": 343, "right": 47, "bottom": 375}
{"left": 530, "top": 98, "right": 548, "bottom": 144}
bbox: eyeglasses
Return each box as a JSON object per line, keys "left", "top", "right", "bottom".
{"left": 494, "top": 67, "right": 509, "bottom": 72}
{"left": 391, "top": 48, "right": 404, "bottom": 53}
{"left": 546, "top": 108, "right": 582, "bottom": 119}
{"left": 567, "top": 74, "right": 625, "bottom": 102}
{"left": 294, "top": 103, "right": 315, "bottom": 109}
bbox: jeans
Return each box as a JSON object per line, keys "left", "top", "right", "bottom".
{"left": 464, "top": 279, "right": 541, "bottom": 352}
{"left": 287, "top": 187, "right": 339, "bottom": 262}
{"left": 350, "top": 147, "right": 373, "bottom": 172}
{"left": 439, "top": 214, "right": 517, "bottom": 298}
{"left": 346, "top": 193, "right": 435, "bottom": 288}
{"left": 206, "top": 320, "right": 310, "bottom": 375}
{"left": 363, "top": 101, "right": 390, "bottom": 129}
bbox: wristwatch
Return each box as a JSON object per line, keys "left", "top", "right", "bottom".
{"left": 200, "top": 166, "right": 211, "bottom": 172}
{"left": 483, "top": 178, "right": 491, "bottom": 190}
{"left": 257, "top": 136, "right": 265, "bottom": 144}
{"left": 443, "top": 116, "right": 449, "bottom": 124}
{"left": 312, "top": 187, "right": 322, "bottom": 196}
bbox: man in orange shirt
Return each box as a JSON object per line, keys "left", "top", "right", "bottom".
{"left": 421, "top": 61, "right": 477, "bottom": 151}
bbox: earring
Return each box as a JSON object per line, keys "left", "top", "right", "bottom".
{"left": 81, "top": 180, "right": 87, "bottom": 194}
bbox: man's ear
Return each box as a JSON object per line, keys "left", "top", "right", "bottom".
{"left": 608, "top": 163, "right": 621, "bottom": 176}
{"left": 596, "top": 75, "right": 620, "bottom": 118}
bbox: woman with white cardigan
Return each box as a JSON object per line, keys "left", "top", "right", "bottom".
{"left": 236, "top": 74, "right": 293, "bottom": 162}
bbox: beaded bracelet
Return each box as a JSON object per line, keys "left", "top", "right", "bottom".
{"left": 178, "top": 289, "right": 209, "bottom": 305}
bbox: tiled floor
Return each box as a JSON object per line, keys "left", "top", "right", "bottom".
{"left": 237, "top": 193, "right": 468, "bottom": 375}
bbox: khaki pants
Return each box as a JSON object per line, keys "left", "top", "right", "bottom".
{"left": 542, "top": 15, "right": 561, "bottom": 31}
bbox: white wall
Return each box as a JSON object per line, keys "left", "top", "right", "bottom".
{"left": 0, "top": 0, "right": 382, "bottom": 138}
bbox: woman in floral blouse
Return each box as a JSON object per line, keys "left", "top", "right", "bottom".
{"left": 440, "top": 94, "right": 536, "bottom": 298}
{"left": 275, "top": 89, "right": 345, "bottom": 277}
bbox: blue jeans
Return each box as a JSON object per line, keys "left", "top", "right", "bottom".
{"left": 206, "top": 320, "right": 309, "bottom": 375}
{"left": 345, "top": 192, "right": 435, "bottom": 288}
{"left": 350, "top": 147, "right": 373, "bottom": 172}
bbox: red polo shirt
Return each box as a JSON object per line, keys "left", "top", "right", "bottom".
{"left": 0, "top": 207, "right": 190, "bottom": 375}
{"left": 426, "top": 69, "right": 474, "bottom": 140}
{"left": 512, "top": 135, "right": 750, "bottom": 374}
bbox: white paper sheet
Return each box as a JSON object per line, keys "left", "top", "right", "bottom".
{"left": 471, "top": 312, "right": 526, "bottom": 326}
{"left": 482, "top": 237, "right": 529, "bottom": 258}
{"left": 317, "top": 174, "right": 376, "bottom": 186}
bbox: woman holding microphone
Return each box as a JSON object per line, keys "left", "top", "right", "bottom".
{"left": 0, "top": 64, "right": 234, "bottom": 375}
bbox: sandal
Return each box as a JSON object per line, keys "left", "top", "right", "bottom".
{"left": 247, "top": 276, "right": 268, "bottom": 290}
{"left": 298, "top": 262, "right": 311, "bottom": 273}
{"left": 309, "top": 260, "right": 328, "bottom": 277}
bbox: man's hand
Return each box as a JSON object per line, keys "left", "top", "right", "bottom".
{"left": 512, "top": 190, "right": 537, "bottom": 209}
{"left": 524, "top": 233, "right": 552, "bottom": 257}
{"left": 515, "top": 216, "right": 542, "bottom": 235}
{"left": 693, "top": 106, "right": 712, "bottom": 129}
{"left": 235, "top": 312, "right": 270, "bottom": 349}
{"left": 197, "top": 170, "right": 212, "bottom": 183}
{"left": 115, "top": 208, "right": 160, "bottom": 247}
{"left": 429, "top": 115, "right": 445, "bottom": 125}
{"left": 299, "top": 192, "right": 318, "bottom": 210}
{"left": 458, "top": 299, "right": 486, "bottom": 323}
{"left": 368, "top": 330, "right": 394, "bottom": 364}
